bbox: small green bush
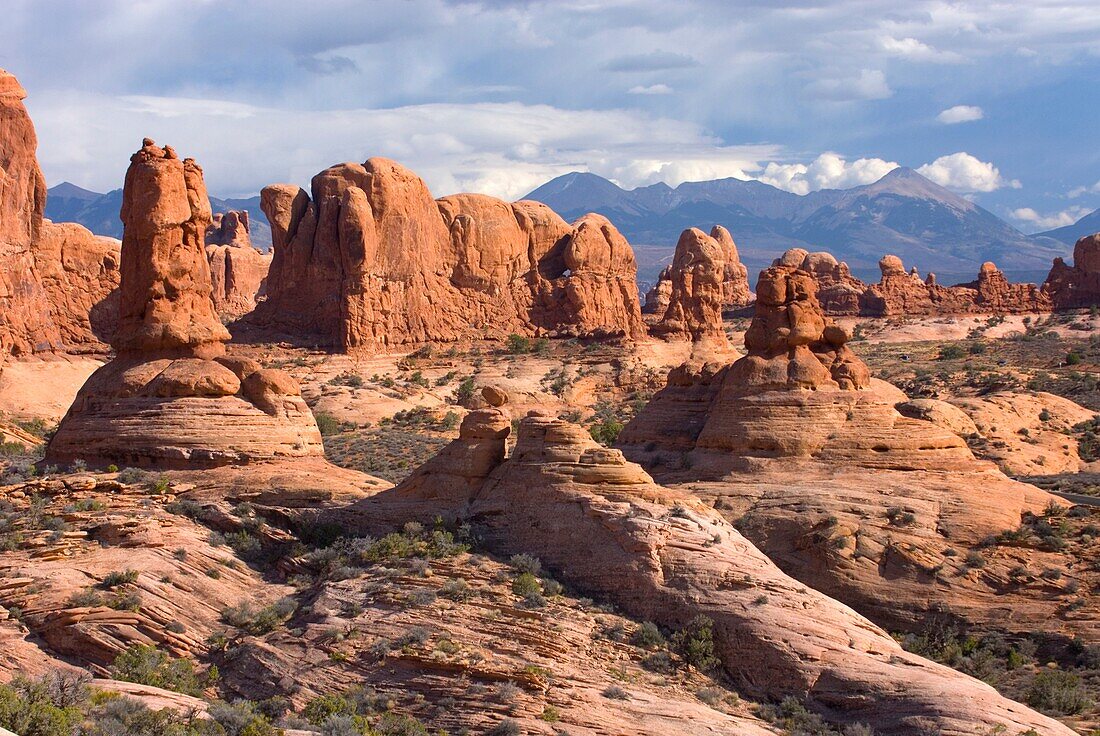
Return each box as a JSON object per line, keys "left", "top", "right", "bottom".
{"left": 671, "top": 615, "right": 720, "bottom": 671}
{"left": 110, "top": 644, "right": 215, "bottom": 696}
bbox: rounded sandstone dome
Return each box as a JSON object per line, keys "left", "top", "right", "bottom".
{"left": 879, "top": 254, "right": 905, "bottom": 276}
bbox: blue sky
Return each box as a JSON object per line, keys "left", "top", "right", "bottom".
{"left": 3, "top": 0, "right": 1098, "bottom": 232}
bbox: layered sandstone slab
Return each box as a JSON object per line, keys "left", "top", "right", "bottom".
{"left": 334, "top": 393, "right": 1072, "bottom": 736}
{"left": 1043, "top": 232, "right": 1100, "bottom": 309}
{"left": 619, "top": 263, "right": 1096, "bottom": 644}
{"left": 252, "top": 159, "right": 645, "bottom": 351}
{"left": 0, "top": 68, "right": 119, "bottom": 356}
{"left": 46, "top": 141, "right": 322, "bottom": 469}
{"left": 780, "top": 248, "right": 1052, "bottom": 316}
{"left": 205, "top": 210, "right": 270, "bottom": 321}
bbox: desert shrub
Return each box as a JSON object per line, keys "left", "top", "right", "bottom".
{"left": 208, "top": 700, "right": 279, "bottom": 736}
{"left": 315, "top": 412, "right": 344, "bottom": 436}
{"left": 101, "top": 569, "right": 139, "bottom": 588}
{"left": 220, "top": 597, "right": 297, "bottom": 634}
{"left": 671, "top": 615, "right": 720, "bottom": 671}
{"left": 0, "top": 674, "right": 85, "bottom": 736}
{"left": 508, "top": 553, "right": 543, "bottom": 576}
{"left": 1026, "top": 670, "right": 1092, "bottom": 715}
{"left": 512, "top": 572, "right": 541, "bottom": 597}
{"left": 938, "top": 344, "right": 967, "bottom": 360}
{"left": 455, "top": 376, "right": 477, "bottom": 404}
{"left": 589, "top": 417, "right": 624, "bottom": 446}
{"left": 486, "top": 719, "right": 521, "bottom": 736}
{"left": 602, "top": 685, "right": 630, "bottom": 700}
{"left": 439, "top": 578, "right": 471, "bottom": 601}
{"left": 505, "top": 334, "right": 533, "bottom": 354}
{"left": 632, "top": 621, "right": 665, "bottom": 649}
{"left": 110, "top": 644, "right": 215, "bottom": 696}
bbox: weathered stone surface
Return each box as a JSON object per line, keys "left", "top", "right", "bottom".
{"left": 649, "top": 228, "right": 728, "bottom": 342}
{"left": 336, "top": 405, "right": 1073, "bottom": 736}
{"left": 251, "top": 159, "right": 645, "bottom": 350}
{"left": 645, "top": 225, "right": 752, "bottom": 326}
{"left": 113, "top": 140, "right": 229, "bottom": 354}
{"left": 45, "top": 142, "right": 322, "bottom": 469}
{"left": 778, "top": 248, "right": 1052, "bottom": 316}
{"left": 618, "top": 260, "right": 1093, "bottom": 648}
{"left": 0, "top": 68, "right": 119, "bottom": 356}
{"left": 1043, "top": 233, "right": 1100, "bottom": 308}
{"left": 205, "top": 210, "right": 270, "bottom": 321}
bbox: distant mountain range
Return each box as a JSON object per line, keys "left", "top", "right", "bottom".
{"left": 45, "top": 182, "right": 272, "bottom": 250}
{"left": 524, "top": 168, "right": 1082, "bottom": 282}
{"left": 47, "top": 171, "right": 1100, "bottom": 288}
{"left": 1038, "top": 208, "right": 1100, "bottom": 246}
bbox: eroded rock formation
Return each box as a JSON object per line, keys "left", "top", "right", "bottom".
{"left": 1043, "top": 232, "right": 1100, "bottom": 309}
{"left": 45, "top": 140, "right": 322, "bottom": 469}
{"left": 778, "top": 248, "right": 1052, "bottom": 316}
{"left": 253, "top": 159, "right": 645, "bottom": 350}
{"left": 333, "top": 389, "right": 1073, "bottom": 736}
{"left": 205, "top": 210, "right": 270, "bottom": 321}
{"left": 0, "top": 68, "right": 119, "bottom": 356}
{"left": 618, "top": 262, "right": 1095, "bottom": 645}
{"left": 649, "top": 227, "right": 734, "bottom": 341}
{"left": 644, "top": 225, "right": 752, "bottom": 326}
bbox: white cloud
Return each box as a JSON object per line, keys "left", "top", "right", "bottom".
{"left": 805, "top": 69, "right": 892, "bottom": 101}
{"left": 628, "top": 84, "right": 673, "bottom": 95}
{"left": 1010, "top": 206, "right": 1091, "bottom": 230}
{"left": 879, "top": 36, "right": 966, "bottom": 63}
{"left": 1069, "top": 180, "right": 1100, "bottom": 198}
{"left": 937, "top": 105, "right": 984, "bottom": 124}
{"left": 27, "top": 90, "right": 781, "bottom": 200}
{"left": 916, "top": 152, "right": 1020, "bottom": 193}
{"left": 757, "top": 153, "right": 899, "bottom": 195}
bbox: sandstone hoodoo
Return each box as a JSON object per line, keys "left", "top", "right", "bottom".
{"left": 648, "top": 227, "right": 741, "bottom": 342}
{"left": 45, "top": 140, "right": 322, "bottom": 469}
{"left": 1043, "top": 232, "right": 1100, "bottom": 308}
{"left": 618, "top": 261, "right": 1096, "bottom": 643}
{"left": 252, "top": 158, "right": 645, "bottom": 351}
{"left": 778, "top": 248, "right": 1052, "bottom": 316}
{"left": 333, "top": 389, "right": 1073, "bottom": 736}
{"left": 0, "top": 68, "right": 119, "bottom": 356}
{"left": 205, "top": 209, "right": 270, "bottom": 321}
{"left": 644, "top": 224, "right": 752, "bottom": 324}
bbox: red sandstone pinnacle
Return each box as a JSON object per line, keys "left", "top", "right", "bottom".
{"left": 45, "top": 142, "right": 322, "bottom": 469}
{"left": 1043, "top": 232, "right": 1100, "bottom": 309}
{"left": 777, "top": 247, "right": 1051, "bottom": 316}
{"left": 644, "top": 225, "right": 753, "bottom": 323}
{"left": 114, "top": 139, "right": 229, "bottom": 355}
{"left": 0, "top": 68, "right": 120, "bottom": 356}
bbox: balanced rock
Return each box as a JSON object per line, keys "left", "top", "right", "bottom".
{"left": 252, "top": 158, "right": 645, "bottom": 351}
{"left": 1043, "top": 232, "right": 1100, "bottom": 308}
{"left": 336, "top": 411, "right": 1072, "bottom": 736}
{"left": 0, "top": 68, "right": 119, "bottom": 356}
{"left": 45, "top": 141, "right": 322, "bottom": 469}
{"left": 205, "top": 210, "right": 270, "bottom": 321}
